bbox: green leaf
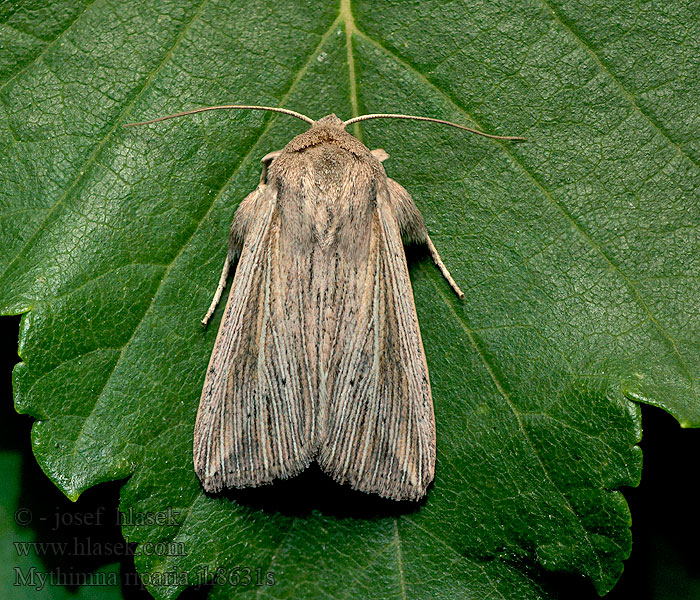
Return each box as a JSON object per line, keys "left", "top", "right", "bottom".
{"left": 1, "top": 0, "right": 697, "bottom": 598}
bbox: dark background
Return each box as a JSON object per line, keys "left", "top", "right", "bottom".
{"left": 2, "top": 313, "right": 698, "bottom": 599}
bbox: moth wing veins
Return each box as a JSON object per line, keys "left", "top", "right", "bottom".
{"left": 195, "top": 183, "right": 317, "bottom": 492}
{"left": 318, "top": 181, "right": 436, "bottom": 501}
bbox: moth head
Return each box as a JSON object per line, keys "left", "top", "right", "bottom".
{"left": 313, "top": 114, "right": 346, "bottom": 129}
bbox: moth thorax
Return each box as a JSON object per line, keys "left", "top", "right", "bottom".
{"left": 309, "top": 145, "right": 353, "bottom": 197}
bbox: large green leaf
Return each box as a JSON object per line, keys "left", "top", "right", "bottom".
{"left": 1, "top": 0, "right": 698, "bottom": 597}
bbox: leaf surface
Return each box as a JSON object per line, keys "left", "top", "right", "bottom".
{"left": 1, "top": 0, "right": 698, "bottom": 597}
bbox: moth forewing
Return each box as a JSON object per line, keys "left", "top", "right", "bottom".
{"left": 194, "top": 179, "right": 317, "bottom": 492}
{"left": 317, "top": 179, "right": 436, "bottom": 501}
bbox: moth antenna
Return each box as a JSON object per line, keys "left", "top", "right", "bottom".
{"left": 344, "top": 113, "right": 526, "bottom": 141}
{"left": 124, "top": 105, "right": 315, "bottom": 127}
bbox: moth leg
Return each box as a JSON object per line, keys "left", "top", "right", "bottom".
{"left": 387, "top": 177, "right": 464, "bottom": 299}
{"left": 201, "top": 149, "right": 283, "bottom": 328}
{"left": 426, "top": 235, "right": 464, "bottom": 299}
{"left": 201, "top": 254, "right": 232, "bottom": 327}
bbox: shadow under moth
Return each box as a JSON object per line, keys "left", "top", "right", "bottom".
{"left": 127, "top": 105, "right": 523, "bottom": 501}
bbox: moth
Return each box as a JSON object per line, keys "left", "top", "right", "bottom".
{"left": 127, "top": 105, "right": 523, "bottom": 501}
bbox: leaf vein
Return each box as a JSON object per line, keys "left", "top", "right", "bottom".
{"left": 421, "top": 264, "right": 606, "bottom": 584}
{"left": 393, "top": 521, "right": 407, "bottom": 600}
{"left": 538, "top": 0, "right": 699, "bottom": 170}
{"left": 0, "top": 0, "right": 100, "bottom": 92}
{"left": 354, "top": 26, "right": 698, "bottom": 406}
{"left": 0, "top": 0, "right": 211, "bottom": 289}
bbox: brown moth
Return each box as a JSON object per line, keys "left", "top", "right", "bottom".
{"left": 127, "top": 106, "right": 523, "bottom": 501}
